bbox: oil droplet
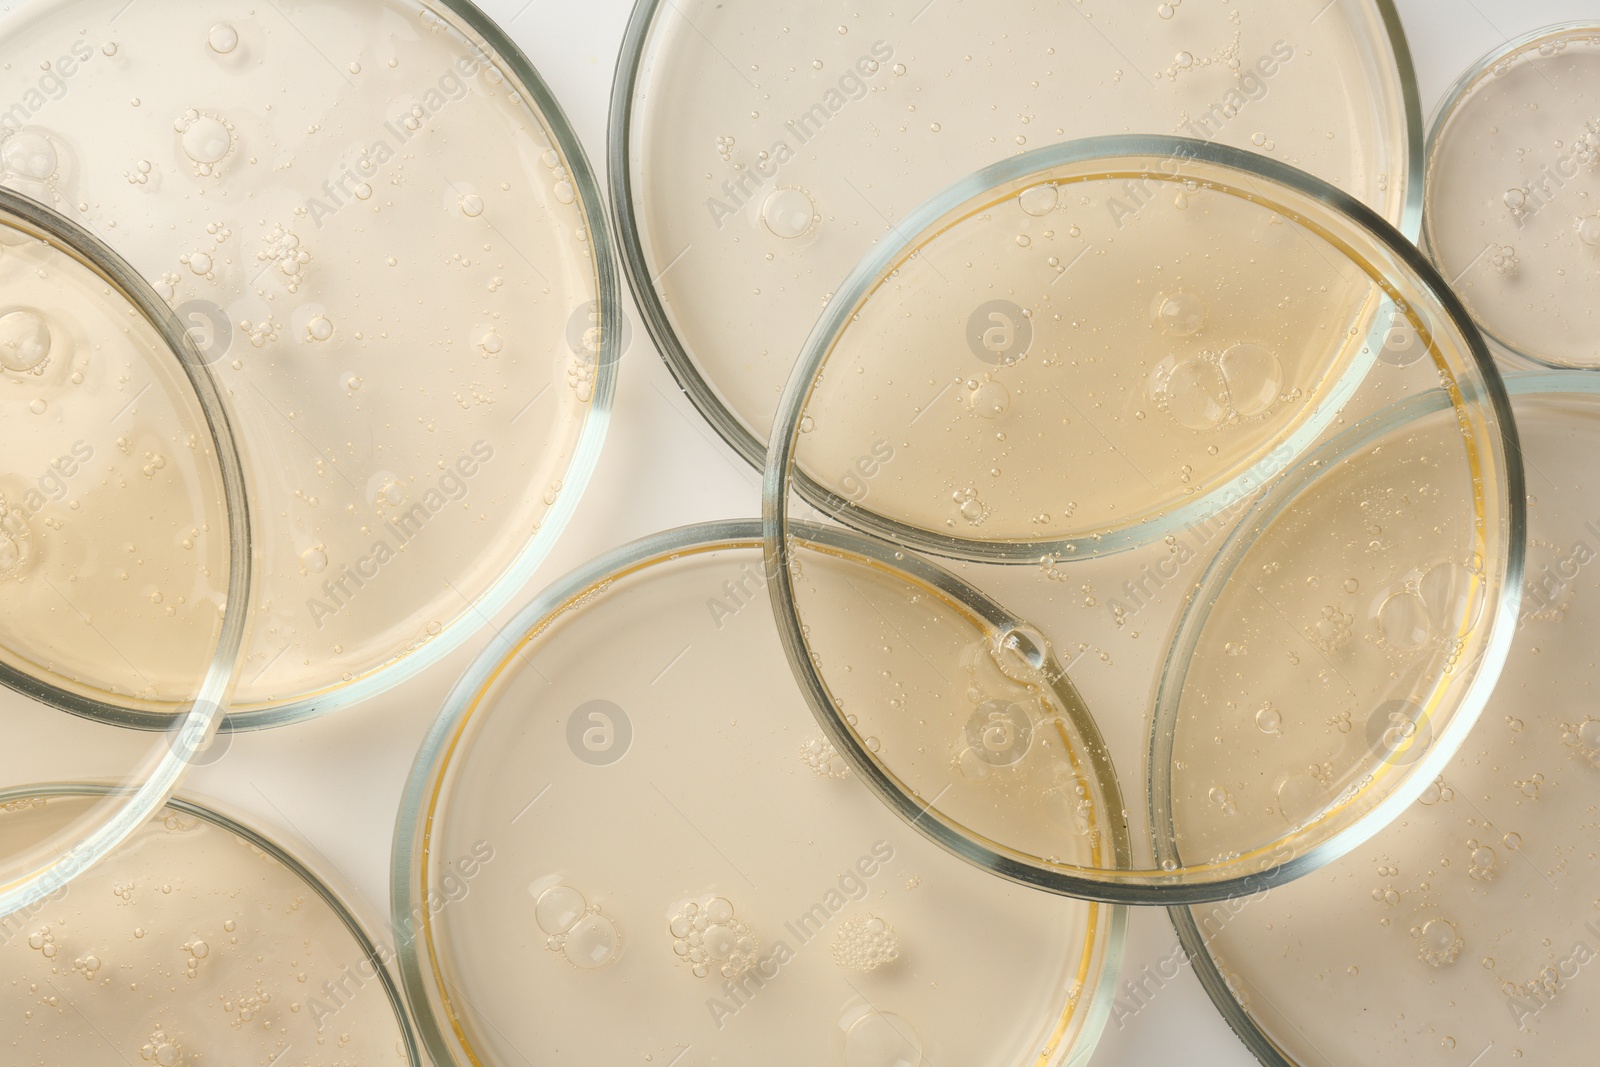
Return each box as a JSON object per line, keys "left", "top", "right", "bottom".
{"left": 207, "top": 23, "right": 238, "bottom": 54}
{"left": 1377, "top": 590, "right": 1430, "bottom": 651}
{"left": 179, "top": 113, "right": 233, "bottom": 165}
{"left": 535, "top": 885, "right": 588, "bottom": 935}
{"left": 562, "top": 913, "right": 620, "bottom": 969}
{"left": 1218, "top": 343, "right": 1282, "bottom": 416}
{"left": 1579, "top": 215, "right": 1600, "bottom": 247}
{"left": 1017, "top": 183, "right": 1058, "bottom": 217}
{"left": 306, "top": 316, "right": 334, "bottom": 342}
{"left": 968, "top": 379, "right": 1009, "bottom": 418}
{"left": 1255, "top": 704, "right": 1282, "bottom": 735}
{"left": 2, "top": 130, "right": 57, "bottom": 181}
{"left": 28, "top": 398, "right": 46, "bottom": 415}
{"left": 1161, "top": 357, "right": 1228, "bottom": 430}
{"left": 761, "top": 187, "right": 815, "bottom": 239}
{"left": 301, "top": 546, "right": 328, "bottom": 573}
{"left": 842, "top": 1007, "right": 924, "bottom": 1067}
{"left": 460, "top": 193, "right": 484, "bottom": 217}
{"left": 480, "top": 330, "right": 504, "bottom": 354}
{"left": 1154, "top": 291, "right": 1205, "bottom": 335}
{"left": 0, "top": 308, "right": 52, "bottom": 372}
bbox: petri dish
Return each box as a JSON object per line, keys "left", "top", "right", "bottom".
{"left": 764, "top": 136, "right": 1524, "bottom": 903}
{"left": 0, "top": 188, "right": 248, "bottom": 915}
{"left": 1423, "top": 24, "right": 1600, "bottom": 369}
{"left": 0, "top": 784, "right": 420, "bottom": 1065}
{"left": 394, "top": 521, "right": 1125, "bottom": 1067}
{"left": 0, "top": 0, "right": 620, "bottom": 724}
{"left": 1170, "top": 372, "right": 1600, "bottom": 1065}
{"left": 612, "top": 0, "right": 1421, "bottom": 467}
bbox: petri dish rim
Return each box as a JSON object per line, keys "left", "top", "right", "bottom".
{"left": 762, "top": 137, "right": 1524, "bottom": 903}
{"left": 0, "top": 185, "right": 252, "bottom": 915}
{"left": 1419, "top": 20, "right": 1600, "bottom": 371}
{"left": 1, "top": 780, "right": 424, "bottom": 1066}
{"left": 205, "top": 0, "right": 624, "bottom": 730}
{"left": 391, "top": 519, "right": 1129, "bottom": 1067}
{"left": 607, "top": 0, "right": 1427, "bottom": 475}
{"left": 1160, "top": 371, "right": 1579, "bottom": 1067}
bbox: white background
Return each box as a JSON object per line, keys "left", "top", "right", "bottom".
{"left": 79, "top": 1, "right": 1600, "bottom": 1065}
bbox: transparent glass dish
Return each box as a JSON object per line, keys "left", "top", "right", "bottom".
{"left": 0, "top": 0, "right": 620, "bottom": 725}
{"left": 394, "top": 521, "right": 1125, "bottom": 1067}
{"left": 764, "top": 136, "right": 1524, "bottom": 903}
{"left": 1169, "top": 372, "right": 1600, "bottom": 1065}
{"left": 1423, "top": 23, "right": 1600, "bottom": 370}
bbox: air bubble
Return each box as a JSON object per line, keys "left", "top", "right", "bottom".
{"left": 1017, "top": 183, "right": 1058, "bottom": 216}
{"left": 207, "top": 23, "right": 239, "bottom": 54}
{"left": 0, "top": 308, "right": 52, "bottom": 372}
{"left": 842, "top": 1008, "right": 924, "bottom": 1067}
{"left": 1153, "top": 291, "right": 1205, "bottom": 335}
{"left": 1255, "top": 704, "right": 1282, "bottom": 735}
{"left": 534, "top": 885, "right": 588, "bottom": 935}
{"left": 761, "top": 187, "right": 816, "bottom": 239}
{"left": 1218, "top": 343, "right": 1282, "bottom": 416}
{"left": 460, "top": 193, "right": 484, "bottom": 217}
{"left": 2, "top": 130, "right": 57, "bottom": 181}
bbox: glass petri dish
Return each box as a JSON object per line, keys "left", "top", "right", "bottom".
{"left": 612, "top": 0, "right": 1421, "bottom": 467}
{"left": 0, "top": 0, "right": 619, "bottom": 724}
{"left": 1169, "top": 372, "right": 1600, "bottom": 1065}
{"left": 1423, "top": 24, "right": 1600, "bottom": 369}
{"left": 394, "top": 521, "right": 1125, "bottom": 1067}
{"left": 764, "top": 136, "right": 1524, "bottom": 903}
{"left": 0, "top": 784, "right": 420, "bottom": 1065}
{"left": 0, "top": 188, "right": 248, "bottom": 915}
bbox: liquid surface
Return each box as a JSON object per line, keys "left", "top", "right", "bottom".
{"left": 0, "top": 1, "right": 607, "bottom": 714}
{"left": 773, "top": 145, "right": 1520, "bottom": 897}
{"left": 408, "top": 535, "right": 1119, "bottom": 1067}
{"left": 0, "top": 792, "right": 412, "bottom": 1066}
{"left": 1426, "top": 26, "right": 1600, "bottom": 367}
{"left": 623, "top": 0, "right": 1414, "bottom": 456}
{"left": 1180, "top": 387, "right": 1600, "bottom": 1064}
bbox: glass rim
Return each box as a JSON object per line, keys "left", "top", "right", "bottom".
{"left": 607, "top": 0, "right": 1426, "bottom": 475}
{"left": 1419, "top": 20, "right": 1600, "bottom": 371}
{"left": 0, "top": 184, "right": 252, "bottom": 915}
{"left": 391, "top": 518, "right": 1129, "bottom": 1067}
{"left": 760, "top": 134, "right": 1524, "bottom": 905}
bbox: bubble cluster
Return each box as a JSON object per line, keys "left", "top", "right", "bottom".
{"left": 800, "top": 734, "right": 850, "bottom": 778}
{"left": 536, "top": 884, "right": 620, "bottom": 970}
{"left": 1415, "top": 917, "right": 1464, "bottom": 967}
{"left": 1150, "top": 344, "right": 1284, "bottom": 431}
{"left": 668, "top": 896, "right": 757, "bottom": 979}
{"left": 257, "top": 226, "right": 311, "bottom": 294}
{"left": 831, "top": 914, "right": 900, "bottom": 972}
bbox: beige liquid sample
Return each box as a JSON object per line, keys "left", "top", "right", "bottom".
{"left": 619, "top": 0, "right": 1416, "bottom": 459}
{"left": 400, "top": 528, "right": 1121, "bottom": 1067}
{"left": 771, "top": 142, "right": 1521, "bottom": 897}
{"left": 1177, "top": 382, "right": 1600, "bottom": 1064}
{"left": 1425, "top": 26, "right": 1600, "bottom": 368}
{"left": 0, "top": 1, "right": 611, "bottom": 716}
{"left": 0, "top": 790, "right": 413, "bottom": 1066}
